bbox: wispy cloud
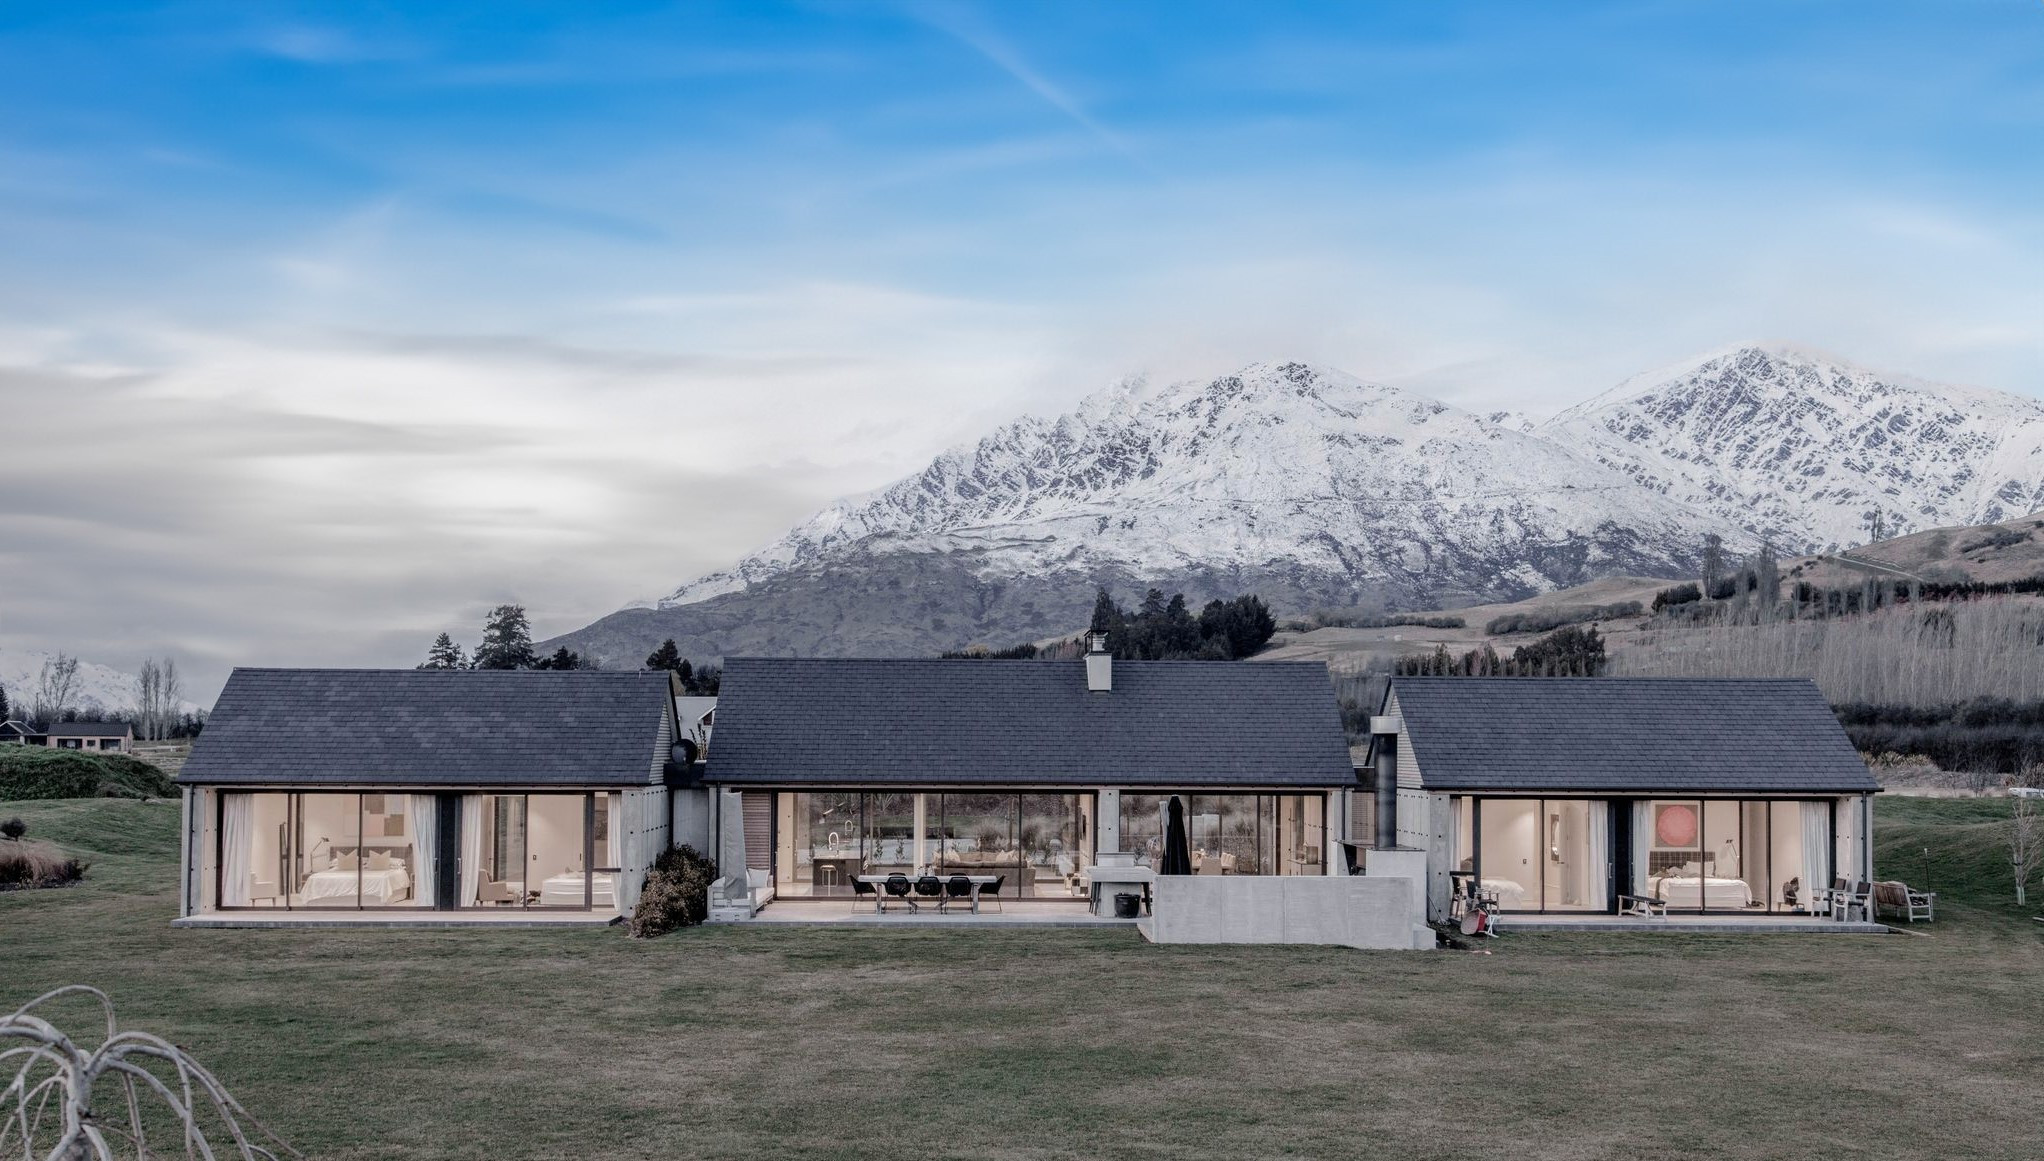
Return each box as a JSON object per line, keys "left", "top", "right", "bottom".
{"left": 908, "top": 4, "right": 1150, "bottom": 170}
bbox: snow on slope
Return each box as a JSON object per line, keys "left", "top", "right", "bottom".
{"left": 0, "top": 646, "right": 151, "bottom": 718}
{"left": 1544, "top": 343, "right": 2044, "bottom": 551}
{"left": 663, "top": 361, "right": 1747, "bottom": 609}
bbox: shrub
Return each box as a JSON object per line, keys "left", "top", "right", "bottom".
{"left": 628, "top": 844, "right": 719, "bottom": 938}
{"left": 1959, "top": 528, "right": 2030, "bottom": 554}
{"left": 0, "top": 747, "right": 176, "bottom": 801}
{"left": 1652, "top": 582, "right": 1702, "bottom": 612}
{"left": 1485, "top": 602, "right": 1641, "bottom": 636}
{"left": 1314, "top": 611, "right": 1467, "bottom": 630}
{"left": 0, "top": 840, "right": 88, "bottom": 890}
{"left": 1, "top": 817, "right": 24, "bottom": 841}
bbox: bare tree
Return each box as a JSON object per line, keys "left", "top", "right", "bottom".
{"left": 2012, "top": 767, "right": 2043, "bottom": 909}
{"left": 133, "top": 657, "right": 188, "bottom": 741}
{"left": 30, "top": 655, "right": 79, "bottom": 727}
{"left": 1700, "top": 533, "right": 1724, "bottom": 597}
{"left": 134, "top": 659, "right": 161, "bottom": 742}
{"left": 1, "top": 985, "right": 296, "bottom": 1159}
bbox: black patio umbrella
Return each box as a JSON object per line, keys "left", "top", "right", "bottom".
{"left": 1160, "top": 795, "right": 1193, "bottom": 876}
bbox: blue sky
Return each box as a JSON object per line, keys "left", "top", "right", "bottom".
{"left": 1, "top": 1, "right": 2040, "bottom": 698}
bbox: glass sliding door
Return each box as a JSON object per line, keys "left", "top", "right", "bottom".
{"left": 765, "top": 791, "right": 1097, "bottom": 900}
{"left": 465, "top": 792, "right": 611, "bottom": 910}
{"left": 1113, "top": 792, "right": 1329, "bottom": 877}
{"left": 218, "top": 790, "right": 431, "bottom": 910}
{"left": 1634, "top": 799, "right": 1827, "bottom": 912}
{"left": 1456, "top": 797, "right": 1612, "bottom": 912}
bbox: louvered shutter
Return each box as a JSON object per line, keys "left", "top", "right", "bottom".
{"left": 742, "top": 792, "right": 773, "bottom": 870}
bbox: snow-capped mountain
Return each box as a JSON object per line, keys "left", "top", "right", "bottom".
{"left": 662, "top": 362, "right": 1739, "bottom": 613}
{"left": 1544, "top": 343, "right": 2044, "bottom": 551}
{"left": 542, "top": 345, "right": 2044, "bottom": 666}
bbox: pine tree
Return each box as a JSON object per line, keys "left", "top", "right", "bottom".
{"left": 534, "top": 646, "right": 582, "bottom": 670}
{"left": 645, "top": 639, "right": 683, "bottom": 672}
{"left": 473, "top": 605, "right": 537, "bottom": 670}
{"left": 0, "top": 680, "right": 9, "bottom": 721}
{"left": 421, "top": 633, "right": 468, "bottom": 670}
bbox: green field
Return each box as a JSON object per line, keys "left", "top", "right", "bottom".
{"left": 3, "top": 797, "right": 2042, "bottom": 1160}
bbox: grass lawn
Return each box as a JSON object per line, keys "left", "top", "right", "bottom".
{"left": 4, "top": 796, "right": 2042, "bottom": 1160}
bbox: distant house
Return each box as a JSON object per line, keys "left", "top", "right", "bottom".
{"left": 0, "top": 720, "right": 36, "bottom": 745}
{"left": 175, "top": 669, "right": 685, "bottom": 922}
{"left": 41, "top": 721, "right": 133, "bottom": 752}
{"left": 1371, "top": 677, "right": 1880, "bottom": 921}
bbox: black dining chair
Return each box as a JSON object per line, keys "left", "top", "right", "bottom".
{"left": 976, "top": 873, "right": 1005, "bottom": 914}
{"left": 914, "top": 874, "right": 944, "bottom": 913}
{"left": 883, "top": 873, "right": 914, "bottom": 914}
{"left": 943, "top": 874, "right": 973, "bottom": 914}
{"left": 851, "top": 875, "right": 880, "bottom": 913}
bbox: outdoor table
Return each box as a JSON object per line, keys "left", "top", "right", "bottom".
{"left": 1084, "top": 865, "right": 1155, "bottom": 916}
{"left": 853, "top": 873, "right": 1000, "bottom": 913}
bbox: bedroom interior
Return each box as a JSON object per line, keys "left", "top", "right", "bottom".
{"left": 1452, "top": 797, "right": 1835, "bottom": 914}
{"left": 214, "top": 790, "right": 623, "bottom": 912}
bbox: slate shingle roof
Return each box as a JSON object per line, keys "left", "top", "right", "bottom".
{"left": 43, "top": 721, "right": 130, "bottom": 738}
{"left": 179, "top": 668, "right": 675, "bottom": 786}
{"left": 703, "top": 657, "right": 1356, "bottom": 787}
{"left": 1387, "top": 677, "right": 1878, "bottom": 793}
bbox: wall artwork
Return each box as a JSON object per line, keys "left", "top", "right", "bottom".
{"left": 1655, "top": 803, "right": 1699, "bottom": 848}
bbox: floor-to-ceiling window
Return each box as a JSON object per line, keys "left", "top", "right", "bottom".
{"left": 468, "top": 792, "right": 616, "bottom": 909}
{"left": 217, "top": 790, "right": 435, "bottom": 909}
{"left": 769, "top": 791, "right": 1094, "bottom": 899}
{"left": 1115, "top": 793, "right": 1328, "bottom": 876}
{"left": 216, "top": 789, "right": 615, "bottom": 911}
{"left": 1452, "top": 798, "right": 1612, "bottom": 912}
{"left": 1635, "top": 798, "right": 1823, "bottom": 913}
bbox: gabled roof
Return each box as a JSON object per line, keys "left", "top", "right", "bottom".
{"left": 0, "top": 720, "right": 36, "bottom": 738}
{"left": 703, "top": 658, "right": 1356, "bottom": 787}
{"left": 180, "top": 668, "right": 677, "bottom": 786}
{"left": 1386, "top": 677, "right": 1878, "bottom": 793}
{"left": 43, "top": 721, "right": 131, "bottom": 737}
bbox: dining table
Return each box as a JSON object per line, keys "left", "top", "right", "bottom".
{"left": 852, "top": 873, "right": 1001, "bottom": 913}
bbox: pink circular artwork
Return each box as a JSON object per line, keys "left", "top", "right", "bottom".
{"left": 1656, "top": 804, "right": 1698, "bottom": 847}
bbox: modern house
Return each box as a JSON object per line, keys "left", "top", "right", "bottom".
{"left": 39, "top": 721, "right": 134, "bottom": 752}
{"left": 167, "top": 654, "right": 1885, "bottom": 940}
{"left": 0, "top": 720, "right": 35, "bottom": 745}
{"left": 174, "top": 668, "right": 683, "bottom": 922}
{"left": 1373, "top": 677, "right": 1881, "bottom": 922}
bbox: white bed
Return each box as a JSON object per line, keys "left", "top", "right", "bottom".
{"left": 1652, "top": 875, "right": 1753, "bottom": 910}
{"left": 300, "top": 866, "right": 411, "bottom": 906}
{"left": 1480, "top": 877, "right": 1528, "bottom": 910}
{"left": 538, "top": 872, "right": 615, "bottom": 908}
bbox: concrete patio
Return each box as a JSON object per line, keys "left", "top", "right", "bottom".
{"left": 1495, "top": 914, "right": 1892, "bottom": 934}
{"left": 741, "top": 900, "right": 1138, "bottom": 928}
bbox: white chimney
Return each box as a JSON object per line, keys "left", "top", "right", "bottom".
{"left": 1085, "top": 631, "right": 1112, "bottom": 692}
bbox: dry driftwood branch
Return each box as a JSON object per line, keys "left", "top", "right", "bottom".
{"left": 1, "top": 985, "right": 298, "bottom": 1161}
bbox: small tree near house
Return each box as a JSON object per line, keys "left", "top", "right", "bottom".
{"left": 2011, "top": 767, "right": 2044, "bottom": 908}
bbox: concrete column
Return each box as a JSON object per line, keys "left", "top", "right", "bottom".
{"left": 1094, "top": 788, "right": 1121, "bottom": 855}
{"left": 912, "top": 793, "right": 929, "bottom": 872}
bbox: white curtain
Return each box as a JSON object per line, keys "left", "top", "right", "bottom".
{"left": 221, "top": 792, "right": 253, "bottom": 907}
{"left": 607, "top": 792, "right": 624, "bottom": 870}
{"left": 461, "top": 795, "right": 485, "bottom": 907}
{"left": 1631, "top": 801, "right": 1652, "bottom": 897}
{"left": 1801, "top": 801, "right": 1831, "bottom": 905}
{"left": 1584, "top": 801, "right": 1610, "bottom": 910}
{"left": 407, "top": 794, "right": 437, "bottom": 907}
{"left": 606, "top": 792, "right": 625, "bottom": 913}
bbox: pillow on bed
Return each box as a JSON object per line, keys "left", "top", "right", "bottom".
{"left": 330, "top": 853, "right": 360, "bottom": 872}
{"left": 367, "top": 851, "right": 393, "bottom": 871}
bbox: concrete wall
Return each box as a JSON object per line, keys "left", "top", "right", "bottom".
{"left": 1145, "top": 870, "right": 1432, "bottom": 950}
